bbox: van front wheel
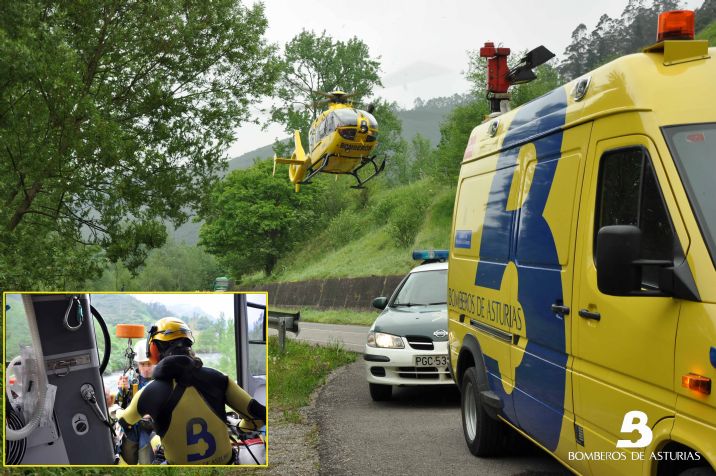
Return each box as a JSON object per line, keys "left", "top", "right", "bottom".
{"left": 461, "top": 366, "right": 507, "bottom": 456}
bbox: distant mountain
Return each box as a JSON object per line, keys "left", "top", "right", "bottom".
{"left": 398, "top": 93, "right": 471, "bottom": 144}
{"left": 227, "top": 142, "right": 276, "bottom": 171}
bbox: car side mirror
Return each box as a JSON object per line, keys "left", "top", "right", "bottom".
{"left": 596, "top": 225, "right": 642, "bottom": 296}
{"left": 372, "top": 297, "right": 388, "bottom": 310}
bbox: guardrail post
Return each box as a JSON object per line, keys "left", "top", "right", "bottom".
{"left": 268, "top": 310, "right": 300, "bottom": 353}
{"left": 278, "top": 318, "right": 286, "bottom": 352}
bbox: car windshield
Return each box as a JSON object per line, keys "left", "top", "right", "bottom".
{"left": 663, "top": 123, "right": 716, "bottom": 266}
{"left": 391, "top": 269, "right": 447, "bottom": 307}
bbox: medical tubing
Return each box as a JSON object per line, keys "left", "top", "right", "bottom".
{"left": 6, "top": 295, "right": 49, "bottom": 441}
{"left": 91, "top": 305, "right": 111, "bottom": 374}
{"left": 6, "top": 398, "right": 27, "bottom": 465}
{"left": 5, "top": 353, "right": 47, "bottom": 441}
{"left": 5, "top": 355, "right": 21, "bottom": 412}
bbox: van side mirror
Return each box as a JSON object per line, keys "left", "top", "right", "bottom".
{"left": 596, "top": 225, "right": 642, "bottom": 295}
{"left": 372, "top": 297, "right": 388, "bottom": 310}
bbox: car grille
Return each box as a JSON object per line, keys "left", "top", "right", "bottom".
{"left": 397, "top": 367, "right": 447, "bottom": 380}
{"left": 406, "top": 336, "right": 434, "bottom": 351}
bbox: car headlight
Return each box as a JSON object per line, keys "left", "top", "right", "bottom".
{"left": 367, "top": 331, "right": 404, "bottom": 349}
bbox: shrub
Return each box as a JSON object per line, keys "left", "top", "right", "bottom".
{"left": 325, "top": 209, "right": 366, "bottom": 248}
{"left": 388, "top": 203, "right": 426, "bottom": 247}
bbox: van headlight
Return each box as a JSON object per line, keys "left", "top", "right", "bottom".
{"left": 367, "top": 331, "right": 404, "bottom": 349}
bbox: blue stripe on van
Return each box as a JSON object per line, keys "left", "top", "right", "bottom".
{"left": 711, "top": 346, "right": 716, "bottom": 368}
{"left": 483, "top": 354, "right": 518, "bottom": 425}
{"left": 474, "top": 87, "right": 568, "bottom": 451}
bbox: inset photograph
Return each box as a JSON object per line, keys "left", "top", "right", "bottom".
{"left": 4, "top": 292, "right": 267, "bottom": 466}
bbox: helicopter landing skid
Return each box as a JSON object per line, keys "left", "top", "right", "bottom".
{"left": 298, "top": 154, "right": 332, "bottom": 185}
{"left": 297, "top": 154, "right": 385, "bottom": 188}
{"left": 349, "top": 156, "right": 385, "bottom": 189}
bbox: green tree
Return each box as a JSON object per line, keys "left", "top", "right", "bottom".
{"left": 697, "top": 0, "right": 716, "bottom": 31}
{"left": 370, "top": 99, "right": 408, "bottom": 186}
{"left": 129, "top": 242, "right": 223, "bottom": 291}
{"left": 432, "top": 100, "right": 489, "bottom": 181}
{"left": 388, "top": 132, "right": 433, "bottom": 185}
{"left": 0, "top": 0, "right": 279, "bottom": 290}
{"left": 410, "top": 133, "right": 435, "bottom": 181}
{"left": 510, "top": 64, "right": 561, "bottom": 108}
{"left": 200, "top": 160, "right": 328, "bottom": 278}
{"left": 559, "top": 23, "right": 590, "bottom": 80}
{"left": 269, "top": 30, "right": 382, "bottom": 154}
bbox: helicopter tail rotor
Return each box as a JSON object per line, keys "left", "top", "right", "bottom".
{"left": 273, "top": 130, "right": 310, "bottom": 192}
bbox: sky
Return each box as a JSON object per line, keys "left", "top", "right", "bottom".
{"left": 130, "top": 293, "right": 267, "bottom": 320}
{"left": 227, "top": 0, "right": 704, "bottom": 158}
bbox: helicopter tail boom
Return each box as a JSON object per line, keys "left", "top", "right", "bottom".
{"left": 272, "top": 130, "right": 309, "bottom": 192}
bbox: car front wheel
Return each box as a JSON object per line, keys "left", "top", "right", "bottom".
{"left": 369, "top": 383, "right": 392, "bottom": 401}
{"left": 461, "top": 366, "right": 508, "bottom": 456}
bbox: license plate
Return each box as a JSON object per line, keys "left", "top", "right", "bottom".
{"left": 414, "top": 355, "right": 448, "bottom": 367}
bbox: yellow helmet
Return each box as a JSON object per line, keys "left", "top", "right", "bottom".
{"left": 146, "top": 317, "right": 194, "bottom": 364}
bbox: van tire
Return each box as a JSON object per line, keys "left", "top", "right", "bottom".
{"left": 461, "top": 366, "right": 507, "bottom": 456}
{"left": 369, "top": 383, "right": 391, "bottom": 401}
{"left": 678, "top": 467, "right": 716, "bottom": 476}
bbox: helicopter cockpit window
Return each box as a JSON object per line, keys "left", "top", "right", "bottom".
{"left": 309, "top": 123, "right": 319, "bottom": 150}
{"left": 333, "top": 108, "right": 359, "bottom": 127}
{"left": 324, "top": 113, "right": 337, "bottom": 135}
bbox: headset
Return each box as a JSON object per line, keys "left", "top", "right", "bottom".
{"left": 146, "top": 326, "right": 160, "bottom": 365}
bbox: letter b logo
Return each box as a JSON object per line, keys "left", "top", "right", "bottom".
{"left": 616, "top": 411, "right": 653, "bottom": 448}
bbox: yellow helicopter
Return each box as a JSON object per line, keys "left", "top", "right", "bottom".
{"left": 273, "top": 90, "right": 384, "bottom": 192}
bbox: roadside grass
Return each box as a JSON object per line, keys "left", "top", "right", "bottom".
{"left": 268, "top": 336, "right": 356, "bottom": 418}
{"left": 272, "top": 307, "right": 378, "bottom": 326}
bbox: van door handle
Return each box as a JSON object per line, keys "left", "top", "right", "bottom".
{"left": 551, "top": 304, "right": 570, "bottom": 316}
{"left": 578, "top": 309, "right": 601, "bottom": 321}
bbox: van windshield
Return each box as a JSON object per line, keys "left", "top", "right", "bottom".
{"left": 663, "top": 123, "right": 716, "bottom": 266}
{"left": 392, "top": 269, "right": 447, "bottom": 307}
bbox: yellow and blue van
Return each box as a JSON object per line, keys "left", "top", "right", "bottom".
{"left": 448, "top": 11, "right": 716, "bottom": 475}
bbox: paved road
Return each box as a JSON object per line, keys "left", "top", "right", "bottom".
{"left": 313, "top": 360, "right": 569, "bottom": 476}
{"left": 270, "top": 322, "right": 568, "bottom": 474}
{"left": 270, "top": 321, "right": 370, "bottom": 352}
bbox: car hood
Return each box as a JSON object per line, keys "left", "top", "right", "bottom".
{"left": 372, "top": 305, "right": 448, "bottom": 341}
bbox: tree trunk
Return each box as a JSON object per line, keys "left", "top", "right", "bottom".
{"left": 7, "top": 180, "right": 42, "bottom": 231}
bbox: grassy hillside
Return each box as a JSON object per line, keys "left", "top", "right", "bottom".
{"left": 697, "top": 19, "right": 716, "bottom": 45}
{"left": 242, "top": 179, "right": 455, "bottom": 284}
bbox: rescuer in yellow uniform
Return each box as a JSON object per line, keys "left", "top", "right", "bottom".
{"left": 117, "top": 317, "right": 265, "bottom": 465}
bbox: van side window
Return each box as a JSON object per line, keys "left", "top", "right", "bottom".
{"left": 595, "top": 147, "right": 674, "bottom": 285}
